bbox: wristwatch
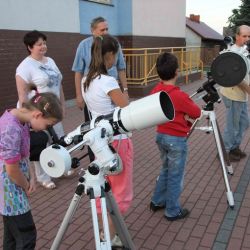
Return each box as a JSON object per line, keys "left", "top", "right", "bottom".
{"left": 123, "top": 87, "right": 128, "bottom": 91}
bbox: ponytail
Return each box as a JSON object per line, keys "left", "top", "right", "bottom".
{"left": 84, "top": 34, "right": 119, "bottom": 91}
{"left": 23, "top": 84, "right": 63, "bottom": 121}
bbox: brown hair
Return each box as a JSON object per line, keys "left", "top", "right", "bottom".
{"left": 22, "top": 84, "right": 63, "bottom": 121}
{"left": 23, "top": 30, "right": 47, "bottom": 54}
{"left": 84, "top": 34, "right": 119, "bottom": 91}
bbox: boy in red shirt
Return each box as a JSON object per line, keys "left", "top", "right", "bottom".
{"left": 150, "top": 52, "right": 201, "bottom": 221}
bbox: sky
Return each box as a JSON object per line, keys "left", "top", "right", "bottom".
{"left": 186, "top": 0, "right": 242, "bottom": 34}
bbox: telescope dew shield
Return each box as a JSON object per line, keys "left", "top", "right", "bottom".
{"left": 119, "top": 91, "right": 174, "bottom": 131}
{"left": 211, "top": 51, "right": 249, "bottom": 87}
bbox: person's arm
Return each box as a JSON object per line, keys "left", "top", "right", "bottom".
{"left": 75, "top": 72, "right": 85, "bottom": 110}
{"left": 5, "top": 162, "right": 30, "bottom": 193}
{"left": 181, "top": 93, "right": 201, "bottom": 120}
{"left": 108, "top": 88, "right": 129, "bottom": 108}
{"left": 16, "top": 75, "right": 28, "bottom": 107}
{"left": 116, "top": 44, "right": 129, "bottom": 95}
{"left": 118, "top": 70, "right": 128, "bottom": 90}
{"left": 118, "top": 70, "right": 129, "bottom": 97}
{"left": 27, "top": 164, "right": 36, "bottom": 195}
{"left": 60, "top": 85, "right": 66, "bottom": 116}
{"left": 238, "top": 80, "right": 250, "bottom": 94}
{"left": 72, "top": 41, "right": 86, "bottom": 110}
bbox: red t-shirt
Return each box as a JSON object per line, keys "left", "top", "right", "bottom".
{"left": 151, "top": 82, "right": 201, "bottom": 137}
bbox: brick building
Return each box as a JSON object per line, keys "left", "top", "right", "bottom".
{"left": 0, "top": 0, "right": 186, "bottom": 113}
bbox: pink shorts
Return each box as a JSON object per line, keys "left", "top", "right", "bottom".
{"left": 97, "top": 138, "right": 133, "bottom": 214}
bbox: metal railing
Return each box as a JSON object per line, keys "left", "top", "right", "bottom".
{"left": 122, "top": 46, "right": 204, "bottom": 85}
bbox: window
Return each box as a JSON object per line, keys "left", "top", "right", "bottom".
{"left": 87, "top": 0, "right": 112, "bottom": 5}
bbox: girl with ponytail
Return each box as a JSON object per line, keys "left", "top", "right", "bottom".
{"left": 0, "top": 85, "right": 63, "bottom": 249}
{"left": 82, "top": 34, "right": 134, "bottom": 248}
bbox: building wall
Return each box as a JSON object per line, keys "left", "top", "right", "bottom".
{"left": 186, "top": 27, "right": 202, "bottom": 47}
{"left": 79, "top": 0, "right": 132, "bottom": 35}
{"left": 0, "top": 0, "right": 186, "bottom": 114}
{"left": 0, "top": 0, "right": 80, "bottom": 32}
{"left": 132, "top": 0, "right": 186, "bottom": 38}
{"left": 78, "top": 0, "right": 186, "bottom": 47}
{"left": 127, "top": 0, "right": 185, "bottom": 47}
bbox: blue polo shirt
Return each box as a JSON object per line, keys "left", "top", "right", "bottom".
{"left": 72, "top": 36, "right": 126, "bottom": 80}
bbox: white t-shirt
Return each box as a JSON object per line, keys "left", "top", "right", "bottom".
{"left": 16, "top": 56, "right": 62, "bottom": 106}
{"left": 82, "top": 74, "right": 120, "bottom": 118}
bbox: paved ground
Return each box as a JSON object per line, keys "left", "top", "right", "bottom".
{"left": 1, "top": 79, "right": 250, "bottom": 250}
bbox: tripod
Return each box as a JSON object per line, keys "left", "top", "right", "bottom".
{"left": 50, "top": 162, "right": 136, "bottom": 250}
{"left": 44, "top": 121, "right": 137, "bottom": 250}
{"left": 40, "top": 92, "right": 174, "bottom": 250}
{"left": 188, "top": 102, "right": 234, "bottom": 209}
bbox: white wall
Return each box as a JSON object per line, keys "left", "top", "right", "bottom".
{"left": 186, "top": 27, "right": 201, "bottom": 46}
{"left": 0, "top": 0, "right": 80, "bottom": 33}
{"left": 132, "top": 0, "right": 186, "bottom": 38}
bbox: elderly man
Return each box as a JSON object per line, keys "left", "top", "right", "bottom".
{"left": 72, "top": 16, "right": 128, "bottom": 111}
{"left": 72, "top": 16, "right": 128, "bottom": 161}
{"left": 220, "top": 25, "right": 250, "bottom": 161}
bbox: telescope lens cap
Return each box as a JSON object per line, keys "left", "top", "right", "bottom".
{"left": 211, "top": 52, "right": 247, "bottom": 87}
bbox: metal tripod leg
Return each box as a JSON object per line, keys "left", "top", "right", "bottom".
{"left": 208, "top": 111, "right": 235, "bottom": 208}
{"left": 215, "top": 119, "right": 233, "bottom": 175}
{"left": 90, "top": 188, "right": 112, "bottom": 250}
{"left": 191, "top": 111, "right": 233, "bottom": 174}
{"left": 51, "top": 181, "right": 113, "bottom": 250}
{"left": 51, "top": 182, "right": 85, "bottom": 250}
{"left": 50, "top": 179, "right": 136, "bottom": 250}
{"left": 105, "top": 191, "right": 136, "bottom": 250}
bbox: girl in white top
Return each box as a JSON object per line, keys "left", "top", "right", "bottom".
{"left": 82, "top": 34, "right": 133, "bottom": 247}
{"left": 15, "top": 30, "right": 69, "bottom": 189}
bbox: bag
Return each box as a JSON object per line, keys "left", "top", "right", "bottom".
{"left": 29, "top": 130, "right": 49, "bottom": 161}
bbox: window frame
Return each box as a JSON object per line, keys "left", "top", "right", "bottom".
{"left": 85, "top": 0, "right": 113, "bottom": 6}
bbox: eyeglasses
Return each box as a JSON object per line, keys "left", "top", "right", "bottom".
{"left": 100, "top": 28, "right": 108, "bottom": 32}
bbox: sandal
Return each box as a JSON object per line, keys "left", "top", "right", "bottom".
{"left": 40, "top": 181, "right": 56, "bottom": 189}
{"left": 63, "top": 170, "right": 75, "bottom": 177}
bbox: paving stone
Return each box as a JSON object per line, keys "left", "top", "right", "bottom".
{"left": 1, "top": 79, "right": 250, "bottom": 249}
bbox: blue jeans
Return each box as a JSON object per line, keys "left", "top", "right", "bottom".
{"left": 151, "top": 133, "right": 188, "bottom": 217}
{"left": 222, "top": 96, "right": 249, "bottom": 152}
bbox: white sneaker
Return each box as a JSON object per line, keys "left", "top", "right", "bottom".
{"left": 111, "top": 234, "right": 123, "bottom": 248}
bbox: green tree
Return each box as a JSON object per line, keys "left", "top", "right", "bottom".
{"left": 228, "top": 0, "right": 250, "bottom": 33}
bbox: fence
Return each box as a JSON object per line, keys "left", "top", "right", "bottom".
{"left": 123, "top": 46, "right": 209, "bottom": 85}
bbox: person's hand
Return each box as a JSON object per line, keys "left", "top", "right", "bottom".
{"left": 123, "top": 90, "right": 129, "bottom": 99}
{"left": 184, "top": 114, "right": 189, "bottom": 120}
{"left": 123, "top": 89, "right": 129, "bottom": 102}
{"left": 184, "top": 114, "right": 195, "bottom": 123}
{"left": 27, "top": 178, "right": 36, "bottom": 196}
{"left": 76, "top": 96, "right": 84, "bottom": 110}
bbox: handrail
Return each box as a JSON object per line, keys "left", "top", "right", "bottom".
{"left": 122, "top": 46, "right": 201, "bottom": 51}
{"left": 123, "top": 46, "right": 205, "bottom": 85}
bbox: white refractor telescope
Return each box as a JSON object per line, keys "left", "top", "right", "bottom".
{"left": 40, "top": 91, "right": 174, "bottom": 178}
{"left": 40, "top": 91, "right": 175, "bottom": 177}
